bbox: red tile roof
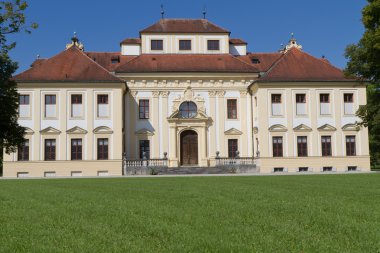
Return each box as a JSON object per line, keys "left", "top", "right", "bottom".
{"left": 14, "top": 46, "right": 123, "bottom": 83}
{"left": 120, "top": 38, "right": 141, "bottom": 45}
{"left": 238, "top": 52, "right": 283, "bottom": 72}
{"left": 229, "top": 38, "right": 247, "bottom": 45}
{"left": 257, "top": 48, "right": 356, "bottom": 82}
{"left": 86, "top": 52, "right": 137, "bottom": 72}
{"left": 115, "top": 54, "right": 258, "bottom": 73}
{"left": 140, "top": 19, "right": 229, "bottom": 34}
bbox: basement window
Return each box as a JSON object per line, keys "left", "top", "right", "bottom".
{"left": 273, "top": 167, "right": 284, "bottom": 173}
{"left": 348, "top": 166, "right": 357, "bottom": 171}
{"left": 98, "top": 171, "right": 109, "bottom": 176}
{"left": 323, "top": 167, "right": 333, "bottom": 172}
{"left": 44, "top": 171, "right": 56, "bottom": 177}
{"left": 17, "top": 172, "right": 29, "bottom": 178}
{"left": 71, "top": 171, "right": 82, "bottom": 177}
{"left": 299, "top": 167, "right": 308, "bottom": 172}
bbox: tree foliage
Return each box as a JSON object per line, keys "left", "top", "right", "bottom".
{"left": 345, "top": 0, "right": 380, "bottom": 166}
{"left": 0, "top": 0, "right": 37, "bottom": 160}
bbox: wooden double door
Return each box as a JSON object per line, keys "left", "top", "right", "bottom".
{"left": 180, "top": 130, "right": 198, "bottom": 166}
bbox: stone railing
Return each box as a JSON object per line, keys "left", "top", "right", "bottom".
{"left": 215, "top": 151, "right": 259, "bottom": 173}
{"left": 123, "top": 152, "right": 168, "bottom": 175}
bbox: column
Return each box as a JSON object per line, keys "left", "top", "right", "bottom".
{"left": 152, "top": 91, "right": 160, "bottom": 158}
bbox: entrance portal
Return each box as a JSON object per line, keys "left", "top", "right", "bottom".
{"left": 180, "top": 130, "right": 198, "bottom": 166}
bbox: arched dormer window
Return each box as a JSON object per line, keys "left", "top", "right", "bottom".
{"left": 179, "top": 101, "right": 197, "bottom": 118}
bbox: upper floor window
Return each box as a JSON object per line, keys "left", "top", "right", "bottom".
{"left": 71, "top": 94, "right": 82, "bottom": 118}
{"left": 17, "top": 140, "right": 29, "bottom": 161}
{"left": 151, "top": 40, "right": 163, "bottom": 50}
{"left": 179, "top": 101, "right": 197, "bottom": 118}
{"left": 295, "top": 94, "right": 306, "bottom": 115}
{"left": 271, "top": 94, "right": 282, "bottom": 116}
{"left": 227, "top": 99, "right": 237, "bottom": 119}
{"left": 346, "top": 136, "right": 356, "bottom": 156}
{"left": 321, "top": 136, "right": 332, "bottom": 156}
{"left": 139, "top": 99, "right": 149, "bottom": 119}
{"left": 139, "top": 140, "right": 150, "bottom": 159}
{"left": 179, "top": 40, "right": 191, "bottom": 50}
{"left": 207, "top": 40, "right": 220, "bottom": 51}
{"left": 320, "top": 93, "right": 330, "bottom": 115}
{"left": 71, "top": 138, "right": 82, "bottom": 160}
{"left": 344, "top": 93, "right": 354, "bottom": 115}
{"left": 45, "top": 95, "right": 56, "bottom": 118}
{"left": 19, "top": 95, "right": 30, "bottom": 118}
{"left": 44, "top": 139, "right": 56, "bottom": 161}
{"left": 97, "top": 94, "right": 109, "bottom": 118}
{"left": 297, "top": 136, "right": 308, "bottom": 157}
{"left": 97, "top": 138, "right": 109, "bottom": 160}
{"left": 272, "top": 137, "right": 283, "bottom": 157}
{"left": 228, "top": 139, "right": 238, "bottom": 158}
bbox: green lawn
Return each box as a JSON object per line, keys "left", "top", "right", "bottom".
{"left": 0, "top": 174, "right": 379, "bottom": 253}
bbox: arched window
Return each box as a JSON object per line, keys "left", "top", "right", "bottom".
{"left": 179, "top": 101, "right": 197, "bottom": 118}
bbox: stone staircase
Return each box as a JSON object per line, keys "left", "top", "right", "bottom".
{"left": 152, "top": 166, "right": 258, "bottom": 175}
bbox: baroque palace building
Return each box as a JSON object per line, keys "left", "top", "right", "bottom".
{"left": 3, "top": 18, "right": 370, "bottom": 177}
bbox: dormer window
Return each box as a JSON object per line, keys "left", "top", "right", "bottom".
{"left": 251, "top": 58, "right": 260, "bottom": 64}
{"left": 151, "top": 40, "right": 163, "bottom": 50}
{"left": 179, "top": 40, "right": 191, "bottom": 50}
{"left": 207, "top": 40, "right": 220, "bottom": 51}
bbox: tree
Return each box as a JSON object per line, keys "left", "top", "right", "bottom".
{"left": 0, "top": 0, "right": 37, "bottom": 174}
{"left": 345, "top": 0, "right": 380, "bottom": 167}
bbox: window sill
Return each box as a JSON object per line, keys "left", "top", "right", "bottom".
{"left": 43, "top": 117, "right": 58, "bottom": 120}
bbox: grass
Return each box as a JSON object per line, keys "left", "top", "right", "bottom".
{"left": 0, "top": 174, "right": 379, "bottom": 253}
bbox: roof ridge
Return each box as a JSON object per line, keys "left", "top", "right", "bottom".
{"left": 230, "top": 54, "right": 260, "bottom": 72}
{"left": 260, "top": 51, "right": 286, "bottom": 76}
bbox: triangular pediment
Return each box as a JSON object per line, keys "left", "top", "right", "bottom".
{"left": 317, "top": 124, "right": 337, "bottom": 132}
{"left": 135, "top": 128, "right": 154, "bottom": 136}
{"left": 224, "top": 128, "right": 243, "bottom": 135}
{"left": 93, "top": 126, "right": 113, "bottom": 134}
{"left": 66, "top": 126, "right": 88, "bottom": 134}
{"left": 40, "top": 127, "right": 61, "bottom": 134}
{"left": 24, "top": 127, "right": 34, "bottom": 134}
{"left": 342, "top": 123, "right": 360, "bottom": 131}
{"left": 168, "top": 110, "right": 209, "bottom": 121}
{"left": 293, "top": 124, "right": 312, "bottom": 132}
{"left": 268, "top": 124, "right": 288, "bottom": 132}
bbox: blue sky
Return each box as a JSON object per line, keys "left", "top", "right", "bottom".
{"left": 8, "top": 0, "right": 367, "bottom": 73}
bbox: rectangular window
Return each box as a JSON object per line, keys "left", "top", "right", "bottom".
{"left": 207, "top": 40, "right": 220, "bottom": 50}
{"left": 296, "top": 94, "right": 306, "bottom": 115}
{"left": 71, "top": 94, "right": 82, "bottom": 118}
{"left": 228, "top": 139, "right": 238, "bottom": 158}
{"left": 97, "top": 94, "right": 109, "bottom": 117}
{"left": 227, "top": 99, "right": 237, "bottom": 119}
{"left": 271, "top": 94, "right": 282, "bottom": 116}
{"left": 17, "top": 140, "right": 29, "bottom": 161}
{"left": 274, "top": 167, "right": 284, "bottom": 173}
{"left": 344, "top": 93, "right": 354, "bottom": 114}
{"left": 45, "top": 95, "right": 56, "bottom": 118}
{"left": 348, "top": 166, "right": 357, "bottom": 171}
{"left": 297, "top": 136, "right": 308, "bottom": 157}
{"left": 151, "top": 40, "right": 163, "bottom": 50}
{"left": 139, "top": 140, "right": 150, "bottom": 159}
{"left": 44, "top": 139, "right": 56, "bottom": 161}
{"left": 179, "top": 40, "right": 191, "bottom": 50}
{"left": 272, "top": 137, "right": 283, "bottom": 157}
{"left": 299, "top": 167, "right": 308, "bottom": 172}
{"left": 97, "top": 138, "right": 109, "bottom": 160}
{"left": 320, "top": 93, "right": 330, "bottom": 115}
{"left": 321, "top": 136, "right": 332, "bottom": 156}
{"left": 139, "top": 99, "right": 149, "bottom": 119}
{"left": 71, "top": 138, "right": 82, "bottom": 160}
{"left": 323, "top": 166, "right": 333, "bottom": 172}
{"left": 346, "top": 136, "right": 356, "bottom": 156}
{"left": 19, "top": 95, "right": 30, "bottom": 118}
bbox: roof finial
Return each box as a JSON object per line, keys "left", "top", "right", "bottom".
{"left": 202, "top": 5, "right": 207, "bottom": 19}
{"left": 160, "top": 4, "right": 165, "bottom": 19}
{"left": 36, "top": 54, "right": 40, "bottom": 59}
{"left": 66, "top": 32, "right": 84, "bottom": 51}
{"left": 285, "top": 32, "right": 302, "bottom": 52}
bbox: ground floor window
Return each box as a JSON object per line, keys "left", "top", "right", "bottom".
{"left": 97, "top": 138, "right": 108, "bottom": 160}
{"left": 71, "top": 138, "right": 82, "bottom": 160}
{"left": 228, "top": 139, "right": 238, "bottom": 158}
{"left": 272, "top": 137, "right": 283, "bottom": 157}
{"left": 297, "top": 136, "right": 308, "bottom": 157}
{"left": 18, "top": 140, "right": 29, "bottom": 161}
{"left": 139, "top": 140, "right": 150, "bottom": 159}
{"left": 346, "top": 136, "right": 356, "bottom": 156}
{"left": 321, "top": 136, "right": 332, "bottom": 156}
{"left": 44, "top": 139, "right": 56, "bottom": 161}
